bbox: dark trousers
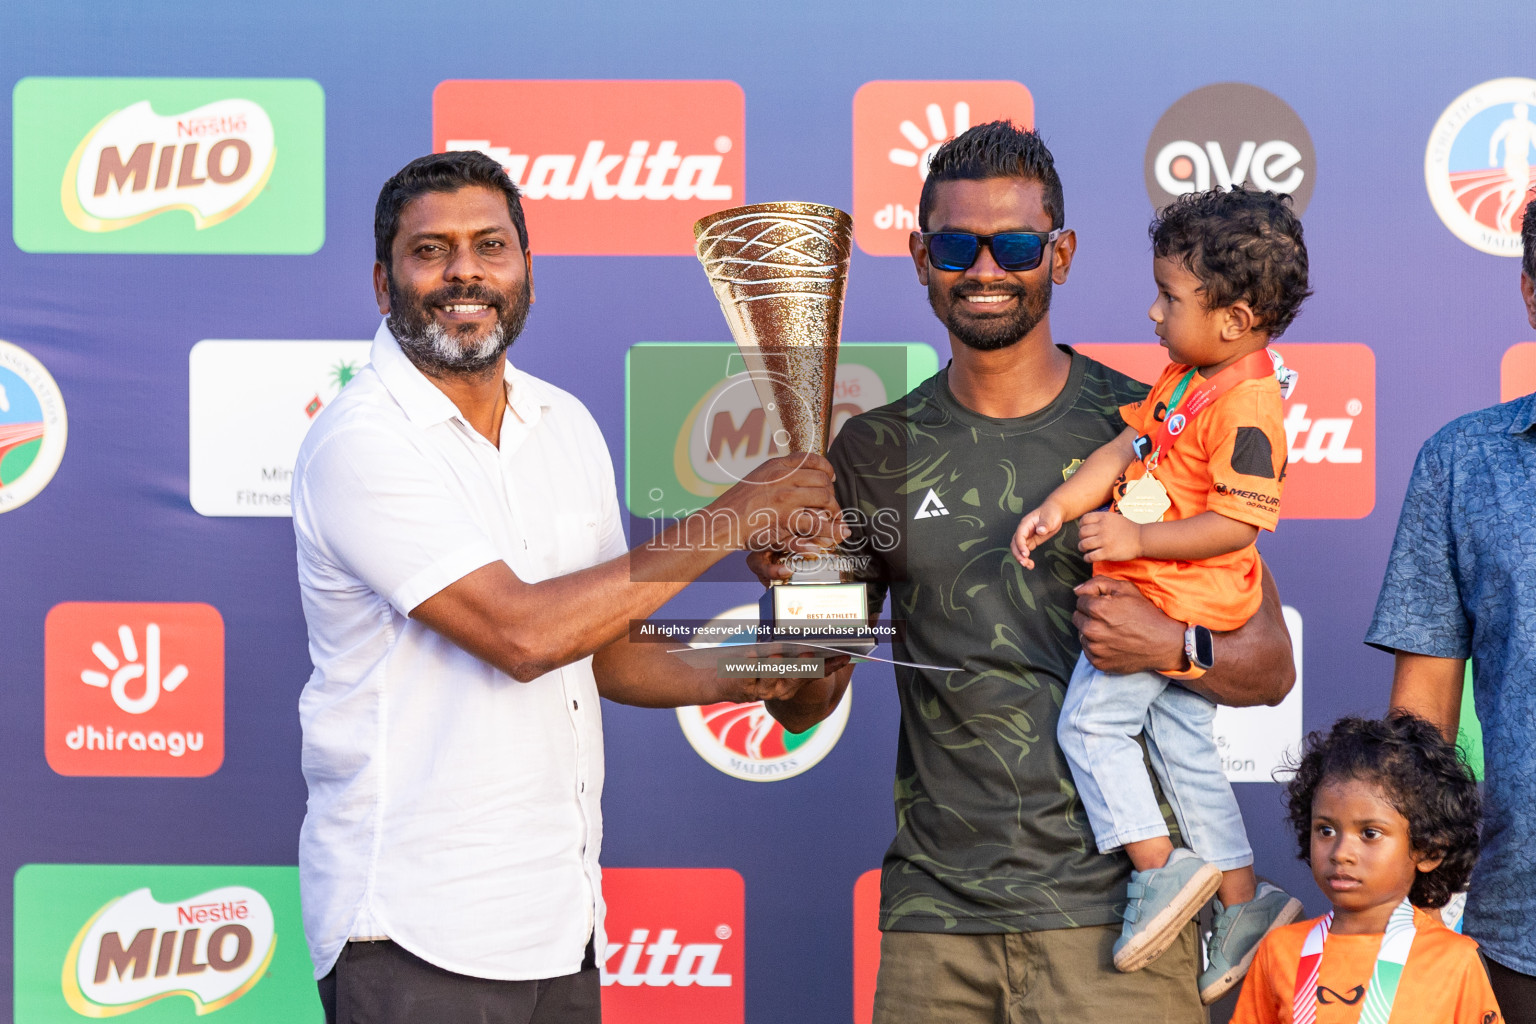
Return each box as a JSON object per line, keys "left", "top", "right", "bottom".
{"left": 1485, "top": 954, "right": 1536, "bottom": 1024}
{"left": 319, "top": 938, "right": 600, "bottom": 1024}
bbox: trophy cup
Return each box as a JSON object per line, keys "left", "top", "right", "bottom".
{"left": 691, "top": 202, "right": 872, "bottom": 655}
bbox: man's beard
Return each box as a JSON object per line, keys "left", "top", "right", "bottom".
{"left": 930, "top": 276, "right": 1052, "bottom": 352}
{"left": 386, "top": 276, "right": 531, "bottom": 376}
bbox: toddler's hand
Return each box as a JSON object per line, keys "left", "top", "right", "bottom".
{"left": 1012, "top": 503, "right": 1065, "bottom": 569}
{"left": 1078, "top": 511, "right": 1143, "bottom": 563}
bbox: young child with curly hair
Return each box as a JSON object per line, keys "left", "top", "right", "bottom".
{"left": 1013, "top": 186, "right": 1309, "bottom": 999}
{"left": 1232, "top": 712, "right": 1499, "bottom": 1023}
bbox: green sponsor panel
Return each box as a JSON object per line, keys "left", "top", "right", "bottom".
{"left": 13, "top": 78, "right": 324, "bottom": 253}
{"left": 1458, "top": 661, "right": 1483, "bottom": 780}
{"left": 625, "top": 342, "right": 937, "bottom": 517}
{"left": 14, "top": 864, "right": 322, "bottom": 1023}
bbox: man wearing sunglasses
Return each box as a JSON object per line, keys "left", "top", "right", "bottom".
{"left": 756, "top": 121, "right": 1295, "bottom": 1022}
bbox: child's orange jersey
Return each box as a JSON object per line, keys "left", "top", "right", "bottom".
{"left": 1231, "top": 908, "right": 1502, "bottom": 1024}
{"left": 1096, "top": 360, "right": 1286, "bottom": 630}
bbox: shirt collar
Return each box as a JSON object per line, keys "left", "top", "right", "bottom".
{"left": 1510, "top": 391, "right": 1536, "bottom": 435}
{"left": 370, "top": 319, "right": 553, "bottom": 430}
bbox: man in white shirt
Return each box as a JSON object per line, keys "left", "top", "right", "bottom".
{"left": 293, "top": 151, "right": 848, "bottom": 1024}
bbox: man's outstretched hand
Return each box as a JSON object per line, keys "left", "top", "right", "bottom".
{"left": 723, "top": 653, "right": 853, "bottom": 705}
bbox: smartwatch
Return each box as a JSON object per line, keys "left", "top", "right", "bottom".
{"left": 1165, "top": 623, "right": 1214, "bottom": 680}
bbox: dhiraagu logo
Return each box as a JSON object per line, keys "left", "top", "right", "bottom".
{"left": 625, "top": 342, "right": 937, "bottom": 517}
{"left": 14, "top": 864, "right": 322, "bottom": 1022}
{"left": 13, "top": 78, "right": 324, "bottom": 253}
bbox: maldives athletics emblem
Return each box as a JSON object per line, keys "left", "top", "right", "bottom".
{"left": 0, "top": 339, "right": 67, "bottom": 513}
{"left": 675, "top": 604, "right": 851, "bottom": 782}
{"left": 1426, "top": 77, "right": 1536, "bottom": 257}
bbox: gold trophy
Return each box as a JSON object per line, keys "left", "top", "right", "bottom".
{"left": 693, "top": 202, "right": 870, "bottom": 646}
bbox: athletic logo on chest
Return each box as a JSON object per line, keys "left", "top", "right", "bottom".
{"left": 912, "top": 488, "right": 949, "bottom": 520}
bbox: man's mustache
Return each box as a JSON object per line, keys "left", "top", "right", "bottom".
{"left": 419, "top": 283, "right": 506, "bottom": 309}
{"left": 949, "top": 282, "right": 1029, "bottom": 300}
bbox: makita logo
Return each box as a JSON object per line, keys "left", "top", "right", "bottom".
{"left": 1075, "top": 342, "right": 1375, "bottom": 519}
{"left": 1283, "top": 403, "right": 1363, "bottom": 464}
{"left": 600, "top": 867, "right": 744, "bottom": 1023}
{"left": 434, "top": 80, "right": 744, "bottom": 255}
{"left": 446, "top": 139, "right": 732, "bottom": 201}
{"left": 601, "top": 928, "right": 732, "bottom": 987}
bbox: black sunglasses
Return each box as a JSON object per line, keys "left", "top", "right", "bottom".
{"left": 921, "top": 229, "right": 1066, "bottom": 272}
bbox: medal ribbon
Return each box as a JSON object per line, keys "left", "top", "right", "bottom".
{"left": 1291, "top": 898, "right": 1416, "bottom": 1024}
{"left": 1137, "top": 348, "right": 1276, "bottom": 470}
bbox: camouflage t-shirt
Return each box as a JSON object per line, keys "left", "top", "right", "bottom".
{"left": 830, "top": 349, "right": 1151, "bottom": 933}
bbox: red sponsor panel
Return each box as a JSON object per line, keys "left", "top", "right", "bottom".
{"left": 432, "top": 80, "right": 744, "bottom": 256}
{"left": 852, "top": 869, "right": 881, "bottom": 1024}
{"left": 1075, "top": 343, "right": 1376, "bottom": 519}
{"left": 1501, "top": 342, "right": 1536, "bottom": 401}
{"left": 45, "top": 602, "right": 224, "bottom": 777}
{"left": 601, "top": 868, "right": 744, "bottom": 1024}
{"left": 853, "top": 81, "right": 1034, "bottom": 256}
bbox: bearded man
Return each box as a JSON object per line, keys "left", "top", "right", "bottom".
{"left": 291, "top": 151, "right": 848, "bottom": 1024}
{"left": 758, "top": 122, "right": 1295, "bottom": 1022}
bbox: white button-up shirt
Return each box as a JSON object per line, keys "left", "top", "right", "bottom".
{"left": 292, "top": 321, "right": 626, "bottom": 981}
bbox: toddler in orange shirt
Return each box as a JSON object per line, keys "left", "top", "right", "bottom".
{"left": 1231, "top": 712, "right": 1496, "bottom": 1023}
{"left": 1012, "top": 187, "right": 1308, "bottom": 1002}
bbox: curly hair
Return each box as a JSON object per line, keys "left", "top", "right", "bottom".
{"left": 919, "top": 120, "right": 1064, "bottom": 232}
{"left": 1150, "top": 187, "right": 1312, "bottom": 338}
{"left": 1283, "top": 712, "right": 1480, "bottom": 909}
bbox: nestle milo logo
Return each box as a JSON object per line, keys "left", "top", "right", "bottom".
{"left": 63, "top": 99, "right": 275, "bottom": 232}
{"left": 14, "top": 864, "right": 320, "bottom": 1022}
{"left": 63, "top": 885, "right": 275, "bottom": 1015}
{"left": 13, "top": 78, "right": 324, "bottom": 254}
{"left": 626, "top": 342, "right": 937, "bottom": 517}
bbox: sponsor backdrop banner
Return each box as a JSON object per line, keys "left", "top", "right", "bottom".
{"left": 1, "top": 3, "right": 1533, "bottom": 1024}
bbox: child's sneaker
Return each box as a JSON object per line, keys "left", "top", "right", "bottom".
{"left": 1197, "top": 882, "right": 1304, "bottom": 1004}
{"left": 1112, "top": 848, "right": 1222, "bottom": 972}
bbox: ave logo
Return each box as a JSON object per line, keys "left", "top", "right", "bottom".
{"left": 1077, "top": 343, "right": 1375, "bottom": 518}
{"left": 434, "top": 80, "right": 743, "bottom": 255}
{"left": 601, "top": 868, "right": 743, "bottom": 1024}
{"left": 1144, "top": 83, "right": 1316, "bottom": 214}
{"left": 45, "top": 602, "right": 224, "bottom": 777}
{"left": 12, "top": 78, "right": 324, "bottom": 253}
{"left": 853, "top": 81, "right": 1035, "bottom": 256}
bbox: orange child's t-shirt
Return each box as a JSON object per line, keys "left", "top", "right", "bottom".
{"left": 1096, "top": 360, "right": 1286, "bottom": 630}
{"left": 1231, "top": 908, "right": 1502, "bottom": 1024}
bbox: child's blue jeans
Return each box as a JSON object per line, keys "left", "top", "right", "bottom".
{"left": 1057, "top": 652, "right": 1253, "bottom": 870}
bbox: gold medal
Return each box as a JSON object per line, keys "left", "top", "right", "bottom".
{"left": 1116, "top": 474, "right": 1171, "bottom": 524}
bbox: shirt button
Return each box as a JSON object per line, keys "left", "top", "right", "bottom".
{"left": 572, "top": 699, "right": 579, "bottom": 710}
